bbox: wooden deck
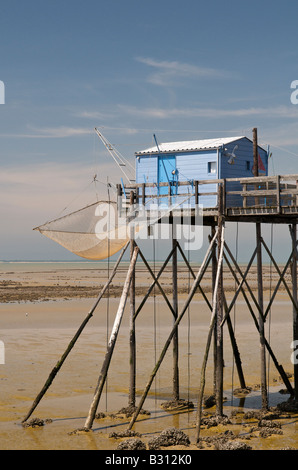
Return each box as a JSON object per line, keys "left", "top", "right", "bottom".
{"left": 121, "top": 174, "right": 298, "bottom": 224}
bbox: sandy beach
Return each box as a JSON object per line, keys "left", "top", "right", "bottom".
{"left": 0, "top": 262, "right": 297, "bottom": 450}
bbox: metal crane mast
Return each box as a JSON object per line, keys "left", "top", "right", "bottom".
{"left": 94, "top": 128, "right": 135, "bottom": 183}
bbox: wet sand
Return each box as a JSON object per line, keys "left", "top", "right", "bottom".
{"left": 0, "top": 264, "right": 297, "bottom": 450}
{"left": 0, "top": 262, "right": 294, "bottom": 303}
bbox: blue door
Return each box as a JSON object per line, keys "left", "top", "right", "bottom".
{"left": 158, "top": 155, "right": 177, "bottom": 200}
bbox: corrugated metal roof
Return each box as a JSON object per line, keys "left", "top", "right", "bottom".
{"left": 135, "top": 136, "right": 245, "bottom": 155}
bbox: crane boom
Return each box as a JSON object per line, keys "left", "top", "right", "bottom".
{"left": 94, "top": 128, "right": 135, "bottom": 183}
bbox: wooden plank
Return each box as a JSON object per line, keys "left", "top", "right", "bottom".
{"left": 226, "top": 190, "right": 279, "bottom": 197}
{"left": 280, "top": 189, "right": 298, "bottom": 195}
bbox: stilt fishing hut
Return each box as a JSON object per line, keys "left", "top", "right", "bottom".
{"left": 23, "top": 128, "right": 298, "bottom": 444}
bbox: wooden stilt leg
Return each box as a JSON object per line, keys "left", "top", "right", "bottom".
{"left": 127, "top": 230, "right": 218, "bottom": 431}
{"left": 129, "top": 192, "right": 136, "bottom": 407}
{"left": 211, "top": 225, "right": 217, "bottom": 396}
{"left": 256, "top": 222, "right": 268, "bottom": 410}
{"left": 224, "top": 246, "right": 294, "bottom": 395}
{"left": 172, "top": 232, "right": 179, "bottom": 401}
{"left": 215, "top": 184, "right": 224, "bottom": 416}
{"left": 84, "top": 246, "right": 139, "bottom": 430}
{"left": 22, "top": 241, "right": 130, "bottom": 423}
{"left": 290, "top": 224, "right": 298, "bottom": 400}
{"left": 196, "top": 225, "right": 225, "bottom": 443}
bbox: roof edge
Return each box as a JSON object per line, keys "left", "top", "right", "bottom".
{"left": 135, "top": 135, "right": 267, "bottom": 156}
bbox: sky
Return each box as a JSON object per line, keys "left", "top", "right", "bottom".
{"left": 0, "top": 0, "right": 298, "bottom": 262}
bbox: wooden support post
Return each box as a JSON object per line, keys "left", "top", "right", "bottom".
{"left": 127, "top": 229, "right": 218, "bottom": 431}
{"left": 243, "top": 183, "right": 247, "bottom": 208}
{"left": 276, "top": 175, "right": 281, "bottom": 214}
{"left": 142, "top": 182, "right": 146, "bottom": 207}
{"left": 223, "top": 297, "right": 247, "bottom": 389}
{"left": 222, "top": 178, "right": 227, "bottom": 215}
{"left": 196, "top": 225, "right": 225, "bottom": 443}
{"left": 22, "top": 241, "right": 130, "bottom": 423}
{"left": 215, "top": 184, "right": 224, "bottom": 416}
{"left": 172, "top": 226, "right": 179, "bottom": 401}
{"left": 211, "top": 225, "right": 217, "bottom": 395}
{"left": 84, "top": 246, "right": 139, "bottom": 430}
{"left": 253, "top": 128, "right": 258, "bottom": 178}
{"left": 256, "top": 222, "right": 268, "bottom": 410}
{"left": 179, "top": 237, "right": 246, "bottom": 389}
{"left": 195, "top": 180, "right": 199, "bottom": 206}
{"left": 223, "top": 242, "right": 294, "bottom": 395}
{"left": 117, "top": 183, "right": 122, "bottom": 216}
{"left": 291, "top": 223, "right": 298, "bottom": 400}
{"left": 253, "top": 127, "right": 259, "bottom": 207}
{"left": 129, "top": 191, "right": 136, "bottom": 407}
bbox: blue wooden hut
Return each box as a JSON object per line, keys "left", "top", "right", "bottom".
{"left": 135, "top": 136, "right": 268, "bottom": 208}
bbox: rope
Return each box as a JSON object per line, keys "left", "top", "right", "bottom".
{"left": 55, "top": 179, "right": 95, "bottom": 219}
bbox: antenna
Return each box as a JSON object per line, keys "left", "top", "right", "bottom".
{"left": 153, "top": 133, "right": 161, "bottom": 153}
{"left": 94, "top": 128, "right": 135, "bottom": 183}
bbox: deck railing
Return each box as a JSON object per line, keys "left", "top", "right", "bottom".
{"left": 120, "top": 174, "right": 298, "bottom": 216}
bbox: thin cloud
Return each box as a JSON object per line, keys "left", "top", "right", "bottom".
{"left": 136, "top": 57, "right": 233, "bottom": 86}
{"left": 0, "top": 161, "right": 115, "bottom": 220}
{"left": 0, "top": 126, "right": 93, "bottom": 139}
{"left": 118, "top": 104, "right": 298, "bottom": 120}
{"left": 261, "top": 121, "right": 298, "bottom": 149}
{"left": 74, "top": 110, "right": 114, "bottom": 120}
{"left": 28, "top": 126, "right": 93, "bottom": 138}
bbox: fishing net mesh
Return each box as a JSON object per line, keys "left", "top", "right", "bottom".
{"left": 35, "top": 201, "right": 129, "bottom": 260}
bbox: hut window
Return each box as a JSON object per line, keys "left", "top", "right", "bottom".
{"left": 246, "top": 161, "right": 250, "bottom": 171}
{"left": 208, "top": 161, "right": 217, "bottom": 174}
